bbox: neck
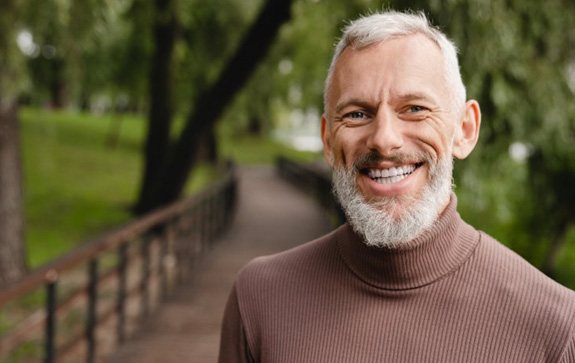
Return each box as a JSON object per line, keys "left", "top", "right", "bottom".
{"left": 336, "top": 194, "right": 480, "bottom": 290}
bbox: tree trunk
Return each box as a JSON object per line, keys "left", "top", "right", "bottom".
{"left": 248, "top": 116, "right": 264, "bottom": 136}
{"left": 49, "top": 58, "right": 66, "bottom": 109}
{"left": 137, "top": 0, "right": 294, "bottom": 213}
{"left": 133, "top": 0, "right": 177, "bottom": 214}
{"left": 0, "top": 100, "right": 27, "bottom": 287}
{"left": 197, "top": 126, "right": 218, "bottom": 164}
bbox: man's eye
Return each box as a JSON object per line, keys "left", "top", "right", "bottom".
{"left": 408, "top": 105, "right": 427, "bottom": 113}
{"left": 345, "top": 111, "right": 368, "bottom": 120}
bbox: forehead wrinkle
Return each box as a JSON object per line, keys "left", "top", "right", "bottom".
{"left": 331, "top": 72, "right": 391, "bottom": 116}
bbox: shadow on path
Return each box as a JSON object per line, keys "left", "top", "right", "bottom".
{"left": 106, "top": 166, "right": 333, "bottom": 363}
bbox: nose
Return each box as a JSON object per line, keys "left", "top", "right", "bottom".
{"left": 366, "top": 110, "right": 403, "bottom": 155}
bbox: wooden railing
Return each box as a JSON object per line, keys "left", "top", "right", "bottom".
{"left": 0, "top": 163, "right": 237, "bottom": 363}
{"left": 276, "top": 156, "right": 345, "bottom": 226}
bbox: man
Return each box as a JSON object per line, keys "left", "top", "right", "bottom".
{"left": 219, "top": 11, "right": 575, "bottom": 362}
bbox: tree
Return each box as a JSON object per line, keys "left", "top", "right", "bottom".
{"left": 134, "top": 0, "right": 294, "bottom": 214}
{"left": 134, "top": 0, "right": 177, "bottom": 214}
{"left": 0, "top": 0, "right": 27, "bottom": 287}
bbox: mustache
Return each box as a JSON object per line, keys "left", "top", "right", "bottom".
{"left": 353, "top": 151, "right": 432, "bottom": 171}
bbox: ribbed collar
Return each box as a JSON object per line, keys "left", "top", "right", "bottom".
{"left": 336, "top": 194, "right": 480, "bottom": 290}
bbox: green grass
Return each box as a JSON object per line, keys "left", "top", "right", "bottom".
{"left": 21, "top": 109, "right": 144, "bottom": 266}
{"left": 20, "top": 108, "right": 319, "bottom": 267}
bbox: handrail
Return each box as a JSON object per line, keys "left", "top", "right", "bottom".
{"left": 0, "top": 162, "right": 237, "bottom": 362}
{"left": 276, "top": 156, "right": 345, "bottom": 226}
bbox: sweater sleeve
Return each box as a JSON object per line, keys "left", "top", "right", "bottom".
{"left": 218, "top": 284, "right": 255, "bottom": 363}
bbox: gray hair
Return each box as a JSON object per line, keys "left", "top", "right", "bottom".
{"left": 323, "top": 11, "right": 466, "bottom": 116}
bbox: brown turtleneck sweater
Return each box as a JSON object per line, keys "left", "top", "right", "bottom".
{"left": 218, "top": 197, "right": 575, "bottom": 362}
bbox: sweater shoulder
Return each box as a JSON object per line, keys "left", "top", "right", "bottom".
{"left": 235, "top": 226, "right": 341, "bottom": 289}
{"left": 230, "top": 226, "right": 344, "bottom": 360}
{"left": 479, "top": 231, "right": 575, "bottom": 298}
{"left": 467, "top": 231, "right": 575, "bottom": 360}
{"left": 476, "top": 231, "right": 575, "bottom": 323}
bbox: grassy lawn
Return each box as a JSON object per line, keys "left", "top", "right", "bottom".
{"left": 20, "top": 108, "right": 319, "bottom": 268}
{"left": 21, "top": 109, "right": 144, "bottom": 266}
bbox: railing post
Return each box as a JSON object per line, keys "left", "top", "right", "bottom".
{"left": 190, "top": 204, "right": 200, "bottom": 275}
{"left": 140, "top": 236, "right": 151, "bottom": 318}
{"left": 44, "top": 271, "right": 58, "bottom": 363}
{"left": 86, "top": 259, "right": 99, "bottom": 363}
{"left": 199, "top": 200, "right": 207, "bottom": 253}
{"left": 159, "top": 225, "right": 169, "bottom": 299}
{"left": 210, "top": 193, "right": 217, "bottom": 243}
{"left": 116, "top": 244, "right": 128, "bottom": 344}
{"left": 205, "top": 197, "right": 212, "bottom": 245}
{"left": 175, "top": 215, "right": 187, "bottom": 282}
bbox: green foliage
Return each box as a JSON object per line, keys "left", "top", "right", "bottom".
{"left": 0, "top": 0, "right": 26, "bottom": 99}
{"left": 16, "top": 0, "right": 147, "bottom": 108}
{"left": 172, "top": 0, "right": 263, "bottom": 115}
{"left": 418, "top": 0, "right": 575, "bottom": 278}
{"left": 556, "top": 227, "right": 575, "bottom": 284}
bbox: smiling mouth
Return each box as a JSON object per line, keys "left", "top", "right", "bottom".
{"left": 361, "top": 163, "right": 423, "bottom": 185}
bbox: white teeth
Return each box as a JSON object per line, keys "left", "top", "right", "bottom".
{"left": 367, "top": 164, "right": 417, "bottom": 183}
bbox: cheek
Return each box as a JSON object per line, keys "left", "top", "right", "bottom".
{"left": 413, "top": 118, "right": 454, "bottom": 159}
{"left": 330, "top": 139, "right": 350, "bottom": 167}
{"left": 330, "top": 128, "right": 369, "bottom": 168}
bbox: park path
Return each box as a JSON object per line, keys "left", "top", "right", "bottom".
{"left": 106, "top": 165, "right": 333, "bottom": 363}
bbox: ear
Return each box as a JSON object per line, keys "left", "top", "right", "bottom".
{"left": 321, "top": 114, "right": 334, "bottom": 166}
{"left": 453, "top": 100, "right": 481, "bottom": 159}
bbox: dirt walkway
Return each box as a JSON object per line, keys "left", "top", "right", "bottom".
{"left": 106, "top": 166, "right": 333, "bottom": 363}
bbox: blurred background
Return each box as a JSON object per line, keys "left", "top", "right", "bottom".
{"left": 1, "top": 0, "right": 575, "bottom": 293}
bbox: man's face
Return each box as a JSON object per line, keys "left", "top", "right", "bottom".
{"left": 322, "top": 34, "right": 460, "bottom": 219}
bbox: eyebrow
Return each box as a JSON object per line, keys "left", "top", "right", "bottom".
{"left": 393, "top": 91, "right": 439, "bottom": 105}
{"left": 335, "top": 98, "right": 377, "bottom": 114}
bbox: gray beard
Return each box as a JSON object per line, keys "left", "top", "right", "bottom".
{"left": 332, "top": 153, "right": 453, "bottom": 249}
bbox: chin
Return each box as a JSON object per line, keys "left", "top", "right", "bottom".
{"left": 332, "top": 154, "right": 454, "bottom": 248}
